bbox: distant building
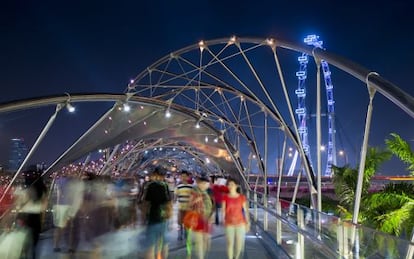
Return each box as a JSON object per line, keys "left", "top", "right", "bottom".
{"left": 8, "top": 138, "right": 28, "bottom": 171}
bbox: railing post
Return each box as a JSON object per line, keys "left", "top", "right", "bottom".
{"left": 297, "top": 207, "right": 305, "bottom": 259}
{"left": 253, "top": 192, "right": 258, "bottom": 222}
{"left": 337, "top": 219, "right": 350, "bottom": 258}
{"left": 246, "top": 189, "right": 250, "bottom": 204}
{"left": 276, "top": 200, "right": 282, "bottom": 245}
{"left": 405, "top": 227, "right": 414, "bottom": 259}
{"left": 263, "top": 192, "right": 268, "bottom": 231}
{"left": 343, "top": 223, "right": 349, "bottom": 258}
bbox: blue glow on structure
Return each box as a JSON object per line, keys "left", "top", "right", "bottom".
{"left": 295, "top": 35, "right": 337, "bottom": 177}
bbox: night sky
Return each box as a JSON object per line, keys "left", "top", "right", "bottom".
{"left": 0, "top": 0, "right": 413, "bottom": 174}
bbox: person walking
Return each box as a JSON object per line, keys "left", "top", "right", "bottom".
{"left": 15, "top": 166, "right": 48, "bottom": 259}
{"left": 52, "top": 175, "right": 71, "bottom": 252}
{"left": 52, "top": 175, "right": 85, "bottom": 253}
{"left": 211, "top": 177, "right": 228, "bottom": 225}
{"left": 222, "top": 178, "right": 250, "bottom": 259}
{"left": 174, "top": 170, "right": 193, "bottom": 241}
{"left": 141, "top": 167, "right": 172, "bottom": 259}
{"left": 186, "top": 174, "right": 213, "bottom": 259}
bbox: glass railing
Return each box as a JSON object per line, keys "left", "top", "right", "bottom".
{"left": 248, "top": 191, "right": 414, "bottom": 259}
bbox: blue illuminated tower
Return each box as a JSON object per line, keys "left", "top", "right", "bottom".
{"left": 295, "top": 35, "right": 336, "bottom": 177}
{"left": 8, "top": 138, "right": 28, "bottom": 171}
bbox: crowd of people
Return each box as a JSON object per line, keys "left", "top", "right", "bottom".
{"left": 0, "top": 166, "right": 251, "bottom": 259}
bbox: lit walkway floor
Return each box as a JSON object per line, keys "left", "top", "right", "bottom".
{"left": 35, "top": 205, "right": 279, "bottom": 258}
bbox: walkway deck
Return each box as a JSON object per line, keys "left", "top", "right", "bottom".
{"left": 34, "top": 205, "right": 279, "bottom": 258}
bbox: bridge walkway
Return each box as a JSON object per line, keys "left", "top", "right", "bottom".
{"left": 34, "top": 204, "right": 284, "bottom": 258}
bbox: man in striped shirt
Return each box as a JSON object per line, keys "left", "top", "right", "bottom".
{"left": 174, "top": 170, "right": 193, "bottom": 241}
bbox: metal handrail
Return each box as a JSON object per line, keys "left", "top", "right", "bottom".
{"left": 248, "top": 197, "right": 339, "bottom": 258}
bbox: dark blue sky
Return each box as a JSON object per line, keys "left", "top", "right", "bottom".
{"left": 0, "top": 0, "right": 413, "bottom": 173}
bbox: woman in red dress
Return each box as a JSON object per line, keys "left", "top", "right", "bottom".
{"left": 222, "top": 178, "right": 250, "bottom": 259}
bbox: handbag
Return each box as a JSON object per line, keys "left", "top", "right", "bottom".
{"left": 183, "top": 210, "right": 200, "bottom": 230}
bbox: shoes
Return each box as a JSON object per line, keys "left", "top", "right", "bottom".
{"left": 178, "top": 236, "right": 183, "bottom": 241}
{"left": 68, "top": 248, "right": 75, "bottom": 254}
{"left": 53, "top": 247, "right": 61, "bottom": 252}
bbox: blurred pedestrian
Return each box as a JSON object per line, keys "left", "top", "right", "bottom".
{"left": 137, "top": 174, "right": 151, "bottom": 224}
{"left": 165, "top": 173, "right": 176, "bottom": 200}
{"left": 141, "top": 167, "right": 172, "bottom": 259}
{"left": 211, "top": 177, "right": 228, "bottom": 225}
{"left": 222, "top": 178, "right": 250, "bottom": 259}
{"left": 187, "top": 174, "right": 213, "bottom": 259}
{"left": 52, "top": 175, "right": 71, "bottom": 252}
{"left": 15, "top": 166, "right": 48, "bottom": 259}
{"left": 174, "top": 170, "right": 193, "bottom": 241}
{"left": 68, "top": 171, "right": 93, "bottom": 254}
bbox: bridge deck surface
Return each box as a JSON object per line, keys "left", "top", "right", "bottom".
{"left": 34, "top": 204, "right": 276, "bottom": 258}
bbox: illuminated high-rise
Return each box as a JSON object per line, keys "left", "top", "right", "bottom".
{"left": 8, "top": 138, "right": 28, "bottom": 171}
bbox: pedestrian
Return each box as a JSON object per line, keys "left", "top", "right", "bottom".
{"left": 174, "top": 170, "right": 193, "bottom": 241}
{"left": 222, "top": 178, "right": 250, "bottom": 259}
{"left": 52, "top": 174, "right": 84, "bottom": 253}
{"left": 15, "top": 166, "right": 48, "bottom": 259}
{"left": 141, "top": 167, "right": 172, "bottom": 259}
{"left": 165, "top": 173, "right": 176, "bottom": 201}
{"left": 211, "top": 176, "right": 228, "bottom": 225}
{"left": 66, "top": 172, "right": 88, "bottom": 254}
{"left": 186, "top": 174, "right": 213, "bottom": 259}
{"left": 52, "top": 175, "right": 71, "bottom": 252}
{"left": 137, "top": 174, "right": 151, "bottom": 224}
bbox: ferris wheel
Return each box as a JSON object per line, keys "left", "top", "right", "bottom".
{"left": 294, "top": 34, "right": 337, "bottom": 177}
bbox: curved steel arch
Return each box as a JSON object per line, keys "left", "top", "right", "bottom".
{"left": 0, "top": 92, "right": 271, "bottom": 192}
{"left": 0, "top": 93, "right": 240, "bottom": 178}
{"left": 115, "top": 138, "right": 225, "bottom": 175}
{"left": 130, "top": 37, "right": 414, "bottom": 118}
{"left": 126, "top": 36, "right": 414, "bottom": 211}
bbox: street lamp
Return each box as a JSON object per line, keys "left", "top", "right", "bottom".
{"left": 64, "top": 92, "right": 76, "bottom": 112}
{"left": 338, "top": 150, "right": 348, "bottom": 165}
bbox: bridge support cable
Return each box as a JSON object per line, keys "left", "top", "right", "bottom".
{"left": 124, "top": 142, "right": 145, "bottom": 172}
{"left": 80, "top": 153, "right": 91, "bottom": 173}
{"left": 276, "top": 135, "right": 287, "bottom": 201}
{"left": 246, "top": 153, "right": 254, "bottom": 203}
{"left": 43, "top": 104, "right": 118, "bottom": 177}
{"left": 351, "top": 77, "right": 377, "bottom": 254}
{"left": 287, "top": 150, "right": 299, "bottom": 177}
{"left": 102, "top": 141, "right": 143, "bottom": 175}
{"left": 221, "top": 135, "right": 250, "bottom": 190}
{"left": 272, "top": 46, "right": 318, "bottom": 209}
{"left": 1, "top": 103, "right": 64, "bottom": 204}
{"left": 291, "top": 167, "right": 302, "bottom": 205}
{"left": 315, "top": 53, "right": 323, "bottom": 215}
{"left": 99, "top": 144, "right": 120, "bottom": 175}
{"left": 237, "top": 42, "right": 280, "bottom": 120}
{"left": 263, "top": 113, "right": 269, "bottom": 231}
